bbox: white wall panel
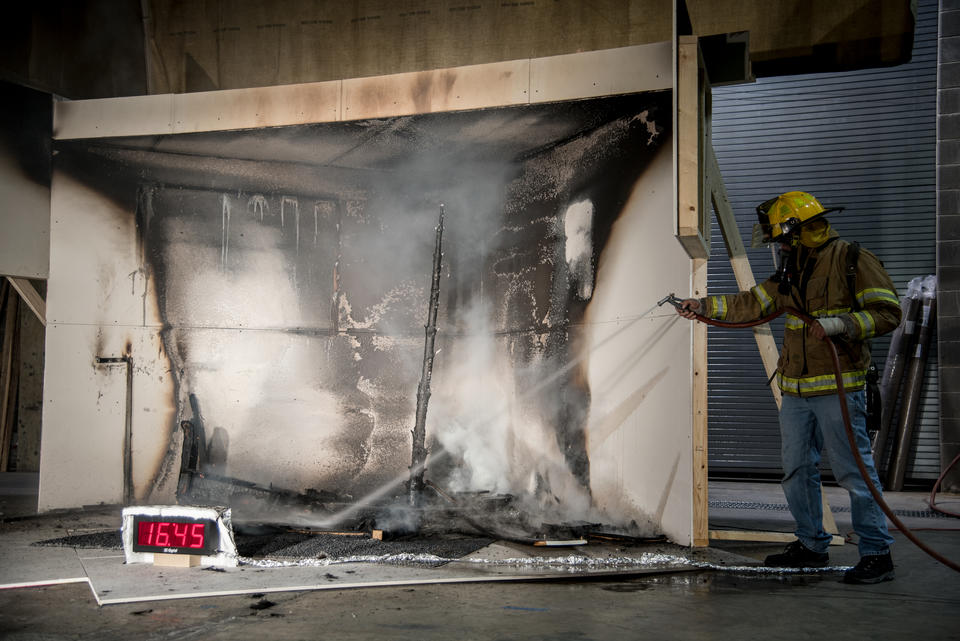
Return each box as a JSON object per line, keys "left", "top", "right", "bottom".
{"left": 55, "top": 45, "right": 672, "bottom": 139}
{"left": 46, "top": 173, "right": 156, "bottom": 328}
{"left": 0, "top": 153, "right": 49, "bottom": 279}
{"left": 39, "top": 324, "right": 175, "bottom": 511}
{"left": 585, "top": 142, "right": 692, "bottom": 545}
{"left": 530, "top": 42, "right": 672, "bottom": 103}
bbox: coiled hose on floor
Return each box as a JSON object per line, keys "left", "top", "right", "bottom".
{"left": 686, "top": 304, "right": 960, "bottom": 573}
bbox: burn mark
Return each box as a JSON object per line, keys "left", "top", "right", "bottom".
{"left": 408, "top": 70, "right": 460, "bottom": 114}
{"left": 58, "top": 90, "right": 672, "bottom": 526}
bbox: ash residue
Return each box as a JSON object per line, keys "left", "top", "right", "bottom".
{"left": 33, "top": 530, "right": 123, "bottom": 549}
{"left": 238, "top": 532, "right": 493, "bottom": 563}
{"left": 233, "top": 531, "right": 317, "bottom": 557}
{"left": 32, "top": 527, "right": 492, "bottom": 566}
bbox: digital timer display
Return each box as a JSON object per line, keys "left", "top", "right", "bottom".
{"left": 131, "top": 516, "right": 219, "bottom": 555}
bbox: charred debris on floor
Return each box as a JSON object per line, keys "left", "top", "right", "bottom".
{"left": 175, "top": 412, "right": 663, "bottom": 550}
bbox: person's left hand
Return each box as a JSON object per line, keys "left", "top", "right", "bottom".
{"left": 809, "top": 320, "right": 828, "bottom": 341}
{"left": 809, "top": 316, "right": 846, "bottom": 341}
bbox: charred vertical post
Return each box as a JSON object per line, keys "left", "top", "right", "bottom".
{"left": 408, "top": 204, "right": 445, "bottom": 507}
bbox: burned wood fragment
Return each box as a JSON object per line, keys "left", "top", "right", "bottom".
{"left": 408, "top": 204, "right": 444, "bottom": 507}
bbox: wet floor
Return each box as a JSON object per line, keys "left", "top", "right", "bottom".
{"left": 2, "top": 481, "right": 958, "bottom": 640}
{"left": 1, "top": 560, "right": 957, "bottom": 641}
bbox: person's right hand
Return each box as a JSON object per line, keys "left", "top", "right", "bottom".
{"left": 677, "top": 298, "right": 701, "bottom": 320}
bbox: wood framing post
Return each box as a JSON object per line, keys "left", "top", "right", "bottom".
{"left": 706, "top": 149, "right": 781, "bottom": 406}
{"left": 676, "top": 36, "right": 710, "bottom": 259}
{"left": 692, "top": 258, "right": 709, "bottom": 546}
{"left": 6, "top": 277, "right": 46, "bottom": 327}
{"left": 677, "top": 34, "right": 711, "bottom": 546}
{"left": 0, "top": 284, "right": 20, "bottom": 471}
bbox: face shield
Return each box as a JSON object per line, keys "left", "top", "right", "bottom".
{"left": 752, "top": 197, "right": 801, "bottom": 248}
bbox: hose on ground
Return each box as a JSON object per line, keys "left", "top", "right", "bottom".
{"left": 688, "top": 305, "right": 960, "bottom": 573}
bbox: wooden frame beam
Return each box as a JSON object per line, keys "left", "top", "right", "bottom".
{"left": 676, "top": 35, "right": 710, "bottom": 259}
{"left": 706, "top": 148, "right": 781, "bottom": 406}
{"left": 710, "top": 530, "right": 845, "bottom": 546}
{"left": 692, "top": 258, "right": 709, "bottom": 546}
{"left": 6, "top": 277, "right": 46, "bottom": 327}
{"left": 0, "top": 283, "right": 20, "bottom": 471}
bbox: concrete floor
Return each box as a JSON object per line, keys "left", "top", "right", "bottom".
{"left": 1, "top": 476, "right": 959, "bottom": 640}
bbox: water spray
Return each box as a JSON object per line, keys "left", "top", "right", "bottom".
{"left": 300, "top": 298, "right": 673, "bottom": 532}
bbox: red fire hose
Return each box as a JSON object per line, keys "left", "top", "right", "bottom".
{"left": 685, "top": 303, "right": 960, "bottom": 574}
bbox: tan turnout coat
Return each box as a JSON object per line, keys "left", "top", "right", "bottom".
{"left": 702, "top": 231, "right": 901, "bottom": 397}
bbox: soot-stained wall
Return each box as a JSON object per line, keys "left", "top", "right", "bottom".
{"left": 42, "top": 83, "right": 692, "bottom": 540}
{"left": 0, "top": 81, "right": 52, "bottom": 279}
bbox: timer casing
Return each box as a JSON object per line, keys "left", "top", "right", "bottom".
{"left": 121, "top": 505, "right": 238, "bottom": 567}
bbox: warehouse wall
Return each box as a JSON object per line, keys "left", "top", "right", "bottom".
{"left": 0, "top": 1, "right": 914, "bottom": 100}
{"left": 143, "top": 0, "right": 669, "bottom": 94}
{"left": 938, "top": 0, "right": 960, "bottom": 492}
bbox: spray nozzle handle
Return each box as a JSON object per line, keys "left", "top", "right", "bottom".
{"left": 657, "top": 293, "right": 685, "bottom": 310}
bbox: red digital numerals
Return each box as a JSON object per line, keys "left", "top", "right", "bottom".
{"left": 137, "top": 520, "right": 206, "bottom": 549}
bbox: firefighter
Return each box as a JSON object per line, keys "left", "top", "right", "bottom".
{"left": 677, "top": 191, "right": 901, "bottom": 584}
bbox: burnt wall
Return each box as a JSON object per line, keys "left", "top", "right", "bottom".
{"left": 47, "top": 90, "right": 672, "bottom": 523}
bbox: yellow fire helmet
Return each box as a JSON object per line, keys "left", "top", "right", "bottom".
{"left": 753, "top": 191, "right": 844, "bottom": 246}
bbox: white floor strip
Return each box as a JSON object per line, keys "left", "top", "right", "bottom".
{"left": 0, "top": 577, "right": 91, "bottom": 590}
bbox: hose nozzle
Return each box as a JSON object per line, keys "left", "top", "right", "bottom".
{"left": 658, "top": 293, "right": 684, "bottom": 310}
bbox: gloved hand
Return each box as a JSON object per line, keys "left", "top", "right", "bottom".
{"left": 677, "top": 298, "right": 703, "bottom": 320}
{"left": 810, "top": 316, "right": 847, "bottom": 341}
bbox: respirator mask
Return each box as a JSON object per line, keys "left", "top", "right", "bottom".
{"left": 770, "top": 237, "right": 797, "bottom": 294}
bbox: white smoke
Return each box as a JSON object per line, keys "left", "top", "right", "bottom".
{"left": 429, "top": 299, "right": 597, "bottom": 523}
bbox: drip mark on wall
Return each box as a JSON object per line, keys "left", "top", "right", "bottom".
{"left": 249, "top": 194, "right": 268, "bottom": 222}
{"left": 221, "top": 194, "right": 231, "bottom": 270}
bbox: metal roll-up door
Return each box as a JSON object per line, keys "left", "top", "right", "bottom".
{"left": 707, "top": 0, "right": 939, "bottom": 483}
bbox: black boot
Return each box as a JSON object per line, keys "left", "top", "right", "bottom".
{"left": 843, "top": 553, "right": 894, "bottom": 584}
{"left": 764, "top": 540, "right": 829, "bottom": 568}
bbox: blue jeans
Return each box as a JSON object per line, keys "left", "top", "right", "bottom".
{"left": 779, "top": 390, "right": 894, "bottom": 557}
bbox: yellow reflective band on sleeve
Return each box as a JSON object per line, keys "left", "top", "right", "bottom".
{"left": 851, "top": 311, "right": 876, "bottom": 339}
{"left": 709, "top": 296, "right": 728, "bottom": 320}
{"left": 751, "top": 285, "right": 775, "bottom": 315}
{"left": 814, "top": 307, "right": 851, "bottom": 317}
{"left": 857, "top": 288, "right": 899, "bottom": 308}
{"left": 777, "top": 369, "right": 867, "bottom": 395}
{"left": 785, "top": 314, "right": 805, "bottom": 331}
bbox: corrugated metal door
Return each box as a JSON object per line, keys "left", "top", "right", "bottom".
{"left": 708, "top": 0, "right": 938, "bottom": 482}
